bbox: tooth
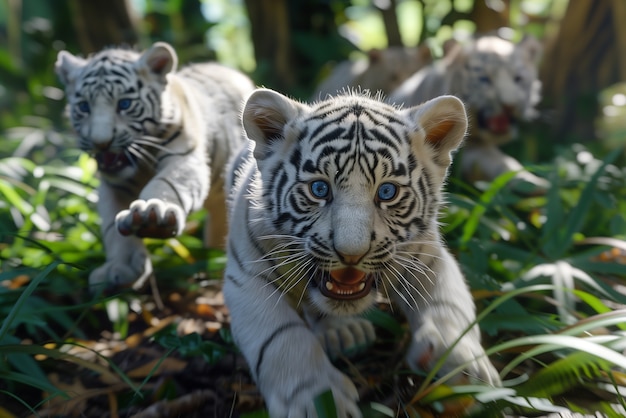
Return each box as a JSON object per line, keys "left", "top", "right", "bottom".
{"left": 325, "top": 281, "right": 333, "bottom": 291}
{"left": 358, "top": 282, "right": 365, "bottom": 291}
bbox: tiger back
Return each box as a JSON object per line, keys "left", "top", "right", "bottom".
{"left": 312, "top": 45, "right": 432, "bottom": 100}
{"left": 224, "top": 89, "right": 499, "bottom": 417}
{"left": 55, "top": 42, "right": 255, "bottom": 290}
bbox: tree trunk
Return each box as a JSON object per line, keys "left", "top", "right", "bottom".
{"left": 244, "top": 0, "right": 294, "bottom": 92}
{"left": 375, "top": 0, "right": 403, "bottom": 47}
{"left": 68, "top": 0, "right": 139, "bottom": 54}
{"left": 540, "top": 0, "right": 624, "bottom": 142}
{"left": 470, "top": 0, "right": 510, "bottom": 33}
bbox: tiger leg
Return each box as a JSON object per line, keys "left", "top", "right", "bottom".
{"left": 116, "top": 153, "right": 210, "bottom": 239}
{"left": 89, "top": 182, "right": 152, "bottom": 290}
{"left": 398, "top": 249, "right": 500, "bottom": 386}
{"left": 305, "top": 310, "right": 376, "bottom": 360}
{"left": 223, "top": 266, "right": 361, "bottom": 418}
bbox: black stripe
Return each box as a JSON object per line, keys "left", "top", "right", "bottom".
{"left": 227, "top": 238, "right": 270, "bottom": 280}
{"left": 225, "top": 273, "right": 242, "bottom": 288}
{"left": 102, "top": 181, "right": 136, "bottom": 198}
{"left": 160, "top": 129, "right": 181, "bottom": 147}
{"left": 255, "top": 321, "right": 306, "bottom": 377}
{"left": 102, "top": 221, "right": 116, "bottom": 237}
{"left": 287, "top": 376, "right": 317, "bottom": 401}
{"left": 155, "top": 177, "right": 186, "bottom": 208}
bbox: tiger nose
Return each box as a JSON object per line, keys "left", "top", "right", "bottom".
{"left": 337, "top": 251, "right": 365, "bottom": 266}
{"left": 93, "top": 140, "right": 113, "bottom": 151}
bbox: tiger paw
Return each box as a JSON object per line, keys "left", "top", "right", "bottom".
{"left": 408, "top": 317, "right": 500, "bottom": 386}
{"left": 312, "top": 316, "right": 376, "bottom": 360}
{"left": 115, "top": 198, "right": 185, "bottom": 238}
{"left": 265, "top": 368, "right": 362, "bottom": 418}
{"left": 88, "top": 250, "right": 153, "bottom": 291}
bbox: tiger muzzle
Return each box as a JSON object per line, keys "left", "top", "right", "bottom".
{"left": 95, "top": 151, "right": 132, "bottom": 173}
{"left": 319, "top": 267, "right": 374, "bottom": 300}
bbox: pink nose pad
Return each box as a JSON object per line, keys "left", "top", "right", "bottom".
{"left": 337, "top": 252, "right": 364, "bottom": 265}
{"left": 93, "top": 140, "right": 113, "bottom": 151}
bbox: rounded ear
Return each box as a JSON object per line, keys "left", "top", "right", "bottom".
{"left": 416, "top": 43, "right": 432, "bottom": 62}
{"left": 242, "top": 88, "right": 308, "bottom": 160}
{"left": 517, "top": 34, "right": 542, "bottom": 64}
{"left": 367, "top": 48, "right": 383, "bottom": 63}
{"left": 138, "top": 42, "right": 178, "bottom": 78}
{"left": 405, "top": 95, "right": 468, "bottom": 167}
{"left": 441, "top": 38, "right": 466, "bottom": 67}
{"left": 55, "top": 50, "right": 87, "bottom": 86}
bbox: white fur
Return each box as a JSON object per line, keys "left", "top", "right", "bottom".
{"left": 225, "top": 89, "right": 500, "bottom": 417}
{"left": 55, "top": 42, "right": 255, "bottom": 289}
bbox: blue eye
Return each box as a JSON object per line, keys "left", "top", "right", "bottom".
{"left": 310, "top": 180, "right": 330, "bottom": 199}
{"left": 377, "top": 182, "right": 397, "bottom": 201}
{"left": 117, "top": 98, "right": 132, "bottom": 111}
{"left": 478, "top": 75, "right": 491, "bottom": 84}
{"left": 77, "top": 101, "right": 90, "bottom": 113}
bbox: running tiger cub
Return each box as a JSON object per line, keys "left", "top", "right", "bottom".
{"left": 224, "top": 89, "right": 500, "bottom": 417}
{"left": 55, "top": 42, "right": 255, "bottom": 290}
{"left": 389, "top": 34, "right": 547, "bottom": 191}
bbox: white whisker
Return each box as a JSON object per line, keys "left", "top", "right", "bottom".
{"left": 376, "top": 272, "right": 395, "bottom": 314}
{"left": 381, "top": 270, "right": 415, "bottom": 310}
{"left": 127, "top": 143, "right": 158, "bottom": 166}
{"left": 134, "top": 137, "right": 175, "bottom": 154}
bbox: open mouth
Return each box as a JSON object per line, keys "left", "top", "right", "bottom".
{"left": 94, "top": 151, "right": 132, "bottom": 173}
{"left": 477, "top": 110, "right": 516, "bottom": 136}
{"left": 318, "top": 267, "right": 374, "bottom": 301}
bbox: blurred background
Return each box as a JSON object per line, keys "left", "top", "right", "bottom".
{"left": 2, "top": 1, "right": 626, "bottom": 417}
{"left": 1, "top": 0, "right": 626, "bottom": 145}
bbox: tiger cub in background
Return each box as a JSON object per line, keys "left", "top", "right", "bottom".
{"left": 224, "top": 89, "right": 500, "bottom": 417}
{"left": 55, "top": 42, "right": 255, "bottom": 290}
{"left": 312, "top": 45, "right": 432, "bottom": 100}
{"left": 390, "top": 33, "right": 547, "bottom": 192}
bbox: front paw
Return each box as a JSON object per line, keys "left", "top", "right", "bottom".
{"left": 115, "top": 199, "right": 185, "bottom": 238}
{"left": 408, "top": 318, "right": 500, "bottom": 386}
{"left": 313, "top": 316, "right": 376, "bottom": 360}
{"left": 88, "top": 251, "right": 153, "bottom": 291}
{"left": 265, "top": 367, "right": 362, "bottom": 418}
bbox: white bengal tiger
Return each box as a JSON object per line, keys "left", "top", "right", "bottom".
{"left": 55, "top": 42, "right": 255, "bottom": 290}
{"left": 224, "top": 88, "right": 500, "bottom": 417}
{"left": 389, "top": 34, "right": 547, "bottom": 191}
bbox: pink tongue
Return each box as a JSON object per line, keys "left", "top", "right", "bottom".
{"left": 487, "top": 113, "right": 510, "bottom": 134}
{"left": 330, "top": 268, "right": 366, "bottom": 285}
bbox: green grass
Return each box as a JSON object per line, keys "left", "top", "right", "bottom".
{"left": 1, "top": 121, "right": 626, "bottom": 416}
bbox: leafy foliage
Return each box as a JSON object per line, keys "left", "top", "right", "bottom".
{"left": 1, "top": 0, "right": 626, "bottom": 416}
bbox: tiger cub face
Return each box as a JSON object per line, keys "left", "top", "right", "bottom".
{"left": 55, "top": 44, "right": 176, "bottom": 179}
{"left": 243, "top": 90, "right": 467, "bottom": 315}
{"left": 450, "top": 35, "right": 542, "bottom": 145}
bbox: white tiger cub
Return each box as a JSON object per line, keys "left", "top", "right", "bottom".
{"left": 224, "top": 88, "right": 500, "bottom": 417}
{"left": 389, "top": 34, "right": 547, "bottom": 191}
{"left": 55, "top": 42, "right": 255, "bottom": 290}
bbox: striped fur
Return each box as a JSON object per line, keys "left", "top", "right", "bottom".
{"left": 55, "top": 42, "right": 255, "bottom": 290}
{"left": 224, "top": 89, "right": 499, "bottom": 417}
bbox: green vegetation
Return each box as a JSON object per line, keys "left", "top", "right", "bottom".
{"left": 1, "top": 0, "right": 626, "bottom": 416}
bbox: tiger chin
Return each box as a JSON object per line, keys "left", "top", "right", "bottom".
{"left": 224, "top": 88, "right": 500, "bottom": 417}
{"left": 55, "top": 42, "right": 254, "bottom": 291}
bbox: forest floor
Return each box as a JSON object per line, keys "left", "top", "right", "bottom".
{"left": 1, "top": 273, "right": 428, "bottom": 418}
{"left": 0, "top": 269, "right": 616, "bottom": 418}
